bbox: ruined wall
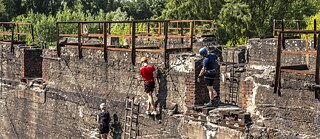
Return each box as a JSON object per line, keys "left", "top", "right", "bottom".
{"left": 243, "top": 38, "right": 320, "bottom": 138}
{"left": 0, "top": 40, "right": 219, "bottom": 139}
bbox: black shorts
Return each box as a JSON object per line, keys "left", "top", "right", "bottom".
{"left": 99, "top": 127, "right": 109, "bottom": 134}
{"left": 144, "top": 82, "right": 155, "bottom": 93}
{"left": 205, "top": 78, "right": 214, "bottom": 86}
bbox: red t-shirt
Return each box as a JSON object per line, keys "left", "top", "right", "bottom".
{"left": 140, "top": 65, "right": 156, "bottom": 82}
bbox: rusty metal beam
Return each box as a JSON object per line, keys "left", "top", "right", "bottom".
{"left": 104, "top": 22, "right": 107, "bottom": 62}
{"left": 275, "top": 30, "right": 320, "bottom": 34}
{"left": 282, "top": 51, "right": 317, "bottom": 55}
{"left": 56, "top": 22, "right": 61, "bottom": 57}
{"left": 180, "top": 22, "right": 184, "bottom": 44}
{"left": 78, "top": 22, "right": 82, "bottom": 59}
{"left": 189, "top": 21, "right": 194, "bottom": 50}
{"left": 306, "top": 34, "right": 309, "bottom": 66}
{"left": 314, "top": 19, "right": 317, "bottom": 49}
{"left": 316, "top": 33, "right": 320, "bottom": 99}
{"left": 164, "top": 21, "right": 168, "bottom": 68}
{"left": 274, "top": 32, "right": 282, "bottom": 95}
{"left": 16, "top": 24, "right": 19, "bottom": 41}
{"left": 131, "top": 21, "right": 136, "bottom": 65}
{"left": 11, "top": 24, "right": 14, "bottom": 52}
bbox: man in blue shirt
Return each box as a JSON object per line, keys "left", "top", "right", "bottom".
{"left": 198, "top": 47, "right": 220, "bottom": 107}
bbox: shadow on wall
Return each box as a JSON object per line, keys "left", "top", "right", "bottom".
{"left": 111, "top": 114, "right": 122, "bottom": 139}
{"left": 155, "top": 69, "right": 168, "bottom": 120}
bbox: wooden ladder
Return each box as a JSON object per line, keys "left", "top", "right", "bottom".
{"left": 123, "top": 97, "right": 140, "bottom": 139}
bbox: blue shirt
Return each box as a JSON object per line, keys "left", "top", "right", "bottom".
{"left": 203, "top": 53, "right": 217, "bottom": 70}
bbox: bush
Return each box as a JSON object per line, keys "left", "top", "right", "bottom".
{"left": 12, "top": 2, "right": 129, "bottom": 47}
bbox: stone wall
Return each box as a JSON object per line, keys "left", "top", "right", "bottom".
{"left": 3, "top": 37, "right": 319, "bottom": 139}
{"left": 243, "top": 38, "right": 320, "bottom": 138}
{"left": 1, "top": 42, "right": 218, "bottom": 139}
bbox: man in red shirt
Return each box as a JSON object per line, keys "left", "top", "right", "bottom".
{"left": 140, "top": 57, "right": 157, "bottom": 115}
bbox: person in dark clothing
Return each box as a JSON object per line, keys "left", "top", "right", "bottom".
{"left": 97, "top": 103, "right": 111, "bottom": 139}
{"left": 198, "top": 47, "right": 220, "bottom": 107}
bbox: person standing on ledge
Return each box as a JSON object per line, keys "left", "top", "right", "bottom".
{"left": 140, "top": 57, "right": 158, "bottom": 115}
{"left": 97, "top": 103, "right": 111, "bottom": 139}
{"left": 198, "top": 47, "right": 220, "bottom": 107}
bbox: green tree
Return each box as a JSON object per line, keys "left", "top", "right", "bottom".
{"left": 219, "top": 0, "right": 251, "bottom": 46}
{"left": 161, "top": 0, "right": 224, "bottom": 19}
{"left": 0, "top": 0, "right": 6, "bottom": 20}
{"left": 81, "top": 0, "right": 121, "bottom": 14}
{"left": 242, "top": 0, "right": 319, "bottom": 37}
{"left": 122, "top": 0, "right": 165, "bottom": 19}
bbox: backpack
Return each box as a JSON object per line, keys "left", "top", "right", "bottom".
{"left": 99, "top": 112, "right": 110, "bottom": 131}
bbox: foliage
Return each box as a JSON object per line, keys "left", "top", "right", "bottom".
{"left": 0, "top": 0, "right": 6, "bottom": 20}
{"left": 3, "top": 0, "right": 320, "bottom": 46}
{"left": 219, "top": 0, "right": 251, "bottom": 46}
{"left": 303, "top": 12, "right": 320, "bottom": 39}
{"left": 122, "top": 0, "right": 165, "bottom": 20}
{"left": 161, "top": 0, "right": 224, "bottom": 20}
{"left": 242, "top": 0, "right": 319, "bottom": 38}
{"left": 12, "top": 1, "right": 129, "bottom": 46}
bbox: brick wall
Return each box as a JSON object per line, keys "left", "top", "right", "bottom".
{"left": 241, "top": 80, "right": 253, "bottom": 111}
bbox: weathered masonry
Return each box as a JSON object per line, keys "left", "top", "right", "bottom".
{"left": 0, "top": 19, "right": 319, "bottom": 139}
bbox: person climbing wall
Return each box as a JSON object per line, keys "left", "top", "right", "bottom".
{"left": 140, "top": 57, "right": 158, "bottom": 115}
{"left": 198, "top": 47, "right": 220, "bottom": 107}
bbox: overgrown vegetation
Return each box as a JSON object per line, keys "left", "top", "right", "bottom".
{"left": 0, "top": 0, "right": 319, "bottom": 46}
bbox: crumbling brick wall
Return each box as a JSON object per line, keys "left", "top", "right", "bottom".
{"left": 243, "top": 38, "right": 320, "bottom": 138}
{"left": 1, "top": 43, "right": 217, "bottom": 138}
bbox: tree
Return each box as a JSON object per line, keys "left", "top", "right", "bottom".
{"left": 0, "top": 0, "right": 6, "bottom": 20}
{"left": 161, "top": 0, "right": 224, "bottom": 20}
{"left": 122, "top": 0, "right": 165, "bottom": 19}
{"left": 241, "top": 0, "right": 320, "bottom": 38}
{"left": 219, "top": 0, "right": 251, "bottom": 46}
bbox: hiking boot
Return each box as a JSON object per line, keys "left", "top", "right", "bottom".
{"left": 204, "top": 102, "right": 214, "bottom": 107}
{"left": 214, "top": 97, "right": 221, "bottom": 105}
{"left": 145, "top": 110, "right": 151, "bottom": 115}
{"left": 151, "top": 110, "right": 157, "bottom": 115}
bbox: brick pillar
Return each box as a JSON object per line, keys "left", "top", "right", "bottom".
{"left": 185, "top": 59, "right": 221, "bottom": 107}
{"left": 241, "top": 80, "right": 253, "bottom": 111}
{"left": 185, "top": 72, "right": 196, "bottom": 106}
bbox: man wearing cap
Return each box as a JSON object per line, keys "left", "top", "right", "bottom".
{"left": 140, "top": 57, "right": 157, "bottom": 115}
{"left": 198, "top": 47, "right": 220, "bottom": 107}
{"left": 97, "top": 103, "right": 111, "bottom": 139}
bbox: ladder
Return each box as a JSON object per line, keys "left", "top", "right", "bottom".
{"left": 123, "top": 97, "right": 140, "bottom": 139}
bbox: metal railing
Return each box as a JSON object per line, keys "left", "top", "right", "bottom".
{"left": 56, "top": 20, "right": 215, "bottom": 67}
{"left": 0, "top": 22, "right": 34, "bottom": 52}
{"left": 274, "top": 19, "right": 320, "bottom": 99}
